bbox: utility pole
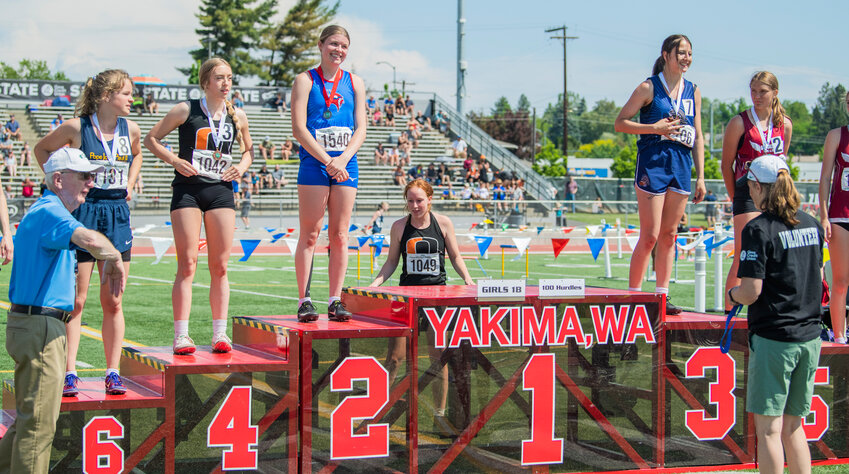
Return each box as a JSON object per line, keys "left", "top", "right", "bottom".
{"left": 532, "top": 107, "right": 537, "bottom": 164}
{"left": 546, "top": 26, "right": 577, "bottom": 157}
{"left": 456, "top": 0, "right": 467, "bottom": 114}
{"left": 207, "top": 32, "right": 213, "bottom": 59}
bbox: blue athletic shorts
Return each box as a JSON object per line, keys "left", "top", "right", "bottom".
{"left": 297, "top": 155, "right": 359, "bottom": 188}
{"left": 71, "top": 198, "right": 132, "bottom": 254}
{"left": 635, "top": 144, "right": 693, "bottom": 195}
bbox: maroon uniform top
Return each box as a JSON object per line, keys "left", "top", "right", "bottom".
{"left": 828, "top": 126, "right": 849, "bottom": 222}
{"left": 734, "top": 110, "right": 787, "bottom": 180}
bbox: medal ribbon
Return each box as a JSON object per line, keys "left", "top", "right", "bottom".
{"left": 91, "top": 113, "right": 121, "bottom": 165}
{"left": 201, "top": 97, "right": 227, "bottom": 151}
{"left": 315, "top": 66, "right": 342, "bottom": 114}
{"left": 750, "top": 107, "right": 774, "bottom": 152}
{"left": 659, "top": 72, "right": 684, "bottom": 118}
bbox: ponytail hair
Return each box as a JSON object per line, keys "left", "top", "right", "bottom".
{"left": 758, "top": 170, "right": 800, "bottom": 226}
{"left": 319, "top": 25, "right": 350, "bottom": 45}
{"left": 198, "top": 57, "right": 246, "bottom": 152}
{"left": 75, "top": 69, "right": 131, "bottom": 117}
{"left": 652, "top": 34, "right": 692, "bottom": 76}
{"left": 750, "top": 71, "right": 787, "bottom": 129}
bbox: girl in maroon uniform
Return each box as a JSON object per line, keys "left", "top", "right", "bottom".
{"left": 721, "top": 71, "right": 792, "bottom": 311}
{"left": 819, "top": 91, "right": 849, "bottom": 343}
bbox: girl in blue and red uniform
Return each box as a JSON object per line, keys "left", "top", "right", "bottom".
{"left": 819, "top": 91, "right": 849, "bottom": 343}
{"left": 614, "top": 34, "right": 706, "bottom": 314}
{"left": 291, "top": 25, "right": 367, "bottom": 323}
{"left": 34, "top": 69, "right": 143, "bottom": 395}
{"left": 722, "top": 71, "right": 792, "bottom": 312}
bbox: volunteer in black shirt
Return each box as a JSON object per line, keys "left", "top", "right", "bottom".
{"left": 370, "top": 178, "right": 474, "bottom": 434}
{"left": 728, "top": 154, "right": 823, "bottom": 474}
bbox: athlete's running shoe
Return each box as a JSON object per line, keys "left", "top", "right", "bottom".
{"left": 105, "top": 373, "right": 127, "bottom": 395}
{"left": 63, "top": 374, "right": 81, "bottom": 397}
{"left": 212, "top": 333, "right": 233, "bottom": 353}
{"left": 665, "top": 297, "right": 683, "bottom": 316}
{"left": 173, "top": 334, "right": 196, "bottom": 355}
{"left": 328, "top": 300, "right": 352, "bottom": 322}
{"left": 297, "top": 301, "right": 319, "bottom": 323}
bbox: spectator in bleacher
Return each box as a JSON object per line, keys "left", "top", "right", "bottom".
{"left": 405, "top": 120, "right": 420, "bottom": 148}
{"left": 372, "top": 107, "right": 382, "bottom": 127}
{"left": 437, "top": 163, "right": 450, "bottom": 185}
{"left": 131, "top": 90, "right": 145, "bottom": 115}
{"left": 232, "top": 91, "right": 245, "bottom": 109}
{"left": 21, "top": 176, "right": 35, "bottom": 198}
{"left": 465, "top": 163, "right": 479, "bottom": 183}
{"left": 513, "top": 179, "right": 526, "bottom": 212}
{"left": 249, "top": 170, "right": 260, "bottom": 194}
{"left": 462, "top": 155, "right": 473, "bottom": 173}
{"left": 415, "top": 111, "right": 432, "bottom": 131}
{"left": 435, "top": 110, "right": 449, "bottom": 134}
{"left": 5, "top": 114, "right": 22, "bottom": 140}
{"left": 384, "top": 108, "right": 396, "bottom": 127}
{"left": 4, "top": 184, "right": 12, "bottom": 200}
{"left": 280, "top": 138, "right": 294, "bottom": 160}
{"left": 365, "top": 201, "right": 390, "bottom": 234}
{"left": 383, "top": 95, "right": 394, "bottom": 113}
{"left": 52, "top": 95, "right": 71, "bottom": 107}
{"left": 442, "top": 180, "right": 456, "bottom": 199}
{"left": 271, "top": 164, "right": 288, "bottom": 188}
{"left": 144, "top": 57, "right": 255, "bottom": 355}
{"left": 145, "top": 92, "right": 159, "bottom": 115}
{"left": 425, "top": 163, "right": 438, "bottom": 184}
{"left": 394, "top": 94, "right": 405, "bottom": 116}
{"left": 0, "top": 133, "right": 14, "bottom": 167}
{"left": 370, "top": 179, "right": 475, "bottom": 437}
{"left": 461, "top": 182, "right": 473, "bottom": 200}
{"left": 4, "top": 148, "right": 17, "bottom": 177}
{"left": 374, "top": 142, "right": 387, "bottom": 165}
{"left": 258, "top": 136, "right": 276, "bottom": 160}
{"left": 291, "top": 25, "right": 366, "bottom": 323}
{"left": 386, "top": 145, "right": 398, "bottom": 166}
{"left": 393, "top": 164, "right": 407, "bottom": 187}
{"left": 35, "top": 68, "right": 144, "bottom": 397}
{"left": 367, "top": 95, "right": 376, "bottom": 116}
{"left": 475, "top": 180, "right": 490, "bottom": 201}
{"left": 258, "top": 164, "right": 273, "bottom": 189}
{"left": 452, "top": 135, "right": 468, "bottom": 159}
{"left": 479, "top": 160, "right": 491, "bottom": 184}
{"left": 404, "top": 95, "right": 414, "bottom": 115}
{"left": 398, "top": 134, "right": 412, "bottom": 165}
{"left": 50, "top": 113, "right": 64, "bottom": 131}
{"left": 19, "top": 141, "right": 31, "bottom": 167}
{"left": 407, "top": 164, "right": 423, "bottom": 181}
{"left": 273, "top": 91, "right": 287, "bottom": 117}
{"left": 493, "top": 178, "right": 507, "bottom": 211}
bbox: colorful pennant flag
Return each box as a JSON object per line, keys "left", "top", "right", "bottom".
{"left": 562, "top": 227, "right": 574, "bottom": 234}
{"left": 501, "top": 223, "right": 508, "bottom": 231}
{"left": 238, "top": 239, "right": 261, "bottom": 261}
{"left": 470, "top": 222, "right": 479, "bottom": 230}
{"left": 198, "top": 239, "right": 207, "bottom": 251}
{"left": 357, "top": 235, "right": 371, "bottom": 248}
{"left": 587, "top": 238, "right": 605, "bottom": 260}
{"left": 536, "top": 226, "right": 544, "bottom": 235}
{"left": 512, "top": 237, "right": 531, "bottom": 256}
{"left": 150, "top": 237, "right": 173, "bottom": 264}
{"left": 264, "top": 227, "right": 276, "bottom": 233}
{"left": 372, "top": 234, "right": 387, "bottom": 257}
{"left": 283, "top": 238, "right": 298, "bottom": 255}
{"left": 474, "top": 236, "right": 493, "bottom": 257}
{"left": 271, "top": 233, "right": 285, "bottom": 243}
{"left": 625, "top": 235, "right": 640, "bottom": 251}
{"left": 551, "top": 238, "right": 569, "bottom": 259}
{"left": 349, "top": 224, "right": 359, "bottom": 232}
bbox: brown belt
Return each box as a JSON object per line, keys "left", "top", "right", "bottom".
{"left": 10, "top": 304, "right": 73, "bottom": 323}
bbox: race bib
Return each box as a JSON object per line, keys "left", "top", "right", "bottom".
{"left": 662, "top": 124, "right": 695, "bottom": 148}
{"left": 406, "top": 253, "right": 439, "bottom": 276}
{"left": 191, "top": 149, "right": 232, "bottom": 180}
{"left": 93, "top": 161, "right": 130, "bottom": 190}
{"left": 841, "top": 168, "right": 849, "bottom": 192}
{"left": 315, "top": 126, "right": 353, "bottom": 152}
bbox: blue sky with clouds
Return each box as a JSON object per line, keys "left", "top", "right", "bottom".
{"left": 2, "top": 0, "right": 846, "bottom": 113}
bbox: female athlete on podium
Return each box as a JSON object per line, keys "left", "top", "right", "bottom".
{"left": 291, "top": 25, "right": 367, "bottom": 323}
{"left": 614, "top": 34, "right": 705, "bottom": 314}
{"left": 370, "top": 179, "right": 475, "bottom": 435}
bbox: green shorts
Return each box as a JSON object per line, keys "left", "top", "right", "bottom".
{"left": 746, "top": 334, "right": 821, "bottom": 417}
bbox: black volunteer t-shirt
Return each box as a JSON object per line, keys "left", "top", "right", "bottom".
{"left": 737, "top": 210, "right": 823, "bottom": 342}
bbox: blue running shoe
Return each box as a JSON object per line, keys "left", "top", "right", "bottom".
{"left": 105, "top": 373, "right": 127, "bottom": 395}
{"left": 63, "top": 374, "right": 81, "bottom": 397}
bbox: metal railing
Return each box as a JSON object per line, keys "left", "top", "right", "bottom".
{"left": 427, "top": 95, "right": 556, "bottom": 209}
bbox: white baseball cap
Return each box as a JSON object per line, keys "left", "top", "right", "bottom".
{"left": 44, "top": 148, "right": 105, "bottom": 174}
{"left": 746, "top": 154, "right": 789, "bottom": 184}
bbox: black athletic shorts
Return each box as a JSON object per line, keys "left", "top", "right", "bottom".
{"left": 170, "top": 182, "right": 236, "bottom": 212}
{"left": 77, "top": 248, "right": 132, "bottom": 263}
{"left": 732, "top": 177, "right": 758, "bottom": 216}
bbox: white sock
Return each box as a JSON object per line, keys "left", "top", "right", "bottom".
{"left": 174, "top": 320, "right": 189, "bottom": 338}
{"left": 212, "top": 319, "right": 227, "bottom": 336}
{"left": 837, "top": 336, "right": 847, "bottom": 344}
{"left": 656, "top": 287, "right": 669, "bottom": 296}
{"left": 434, "top": 408, "right": 446, "bottom": 417}
{"left": 329, "top": 296, "right": 341, "bottom": 306}
{"left": 106, "top": 368, "right": 119, "bottom": 377}
{"left": 628, "top": 287, "right": 641, "bottom": 292}
{"left": 298, "top": 297, "right": 312, "bottom": 306}
{"left": 66, "top": 370, "right": 78, "bottom": 377}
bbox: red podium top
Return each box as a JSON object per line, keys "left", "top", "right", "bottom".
{"left": 346, "top": 285, "right": 662, "bottom": 305}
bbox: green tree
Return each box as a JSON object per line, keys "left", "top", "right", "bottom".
{"left": 610, "top": 138, "right": 638, "bottom": 179}
{"left": 491, "top": 96, "right": 511, "bottom": 116}
{"left": 532, "top": 142, "right": 566, "bottom": 177}
{"left": 259, "top": 0, "right": 339, "bottom": 86}
{"left": 811, "top": 83, "right": 848, "bottom": 140}
{"left": 696, "top": 156, "right": 722, "bottom": 180}
{"left": 575, "top": 138, "right": 621, "bottom": 159}
{"left": 186, "top": 0, "right": 277, "bottom": 83}
{"left": 516, "top": 94, "right": 531, "bottom": 112}
{"left": 782, "top": 100, "right": 817, "bottom": 155}
{"left": 577, "top": 99, "right": 620, "bottom": 144}
{"left": 0, "top": 59, "right": 68, "bottom": 80}
{"left": 543, "top": 91, "right": 585, "bottom": 153}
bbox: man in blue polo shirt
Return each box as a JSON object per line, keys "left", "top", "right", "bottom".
{"left": 0, "top": 147, "right": 125, "bottom": 474}
{"left": 4, "top": 114, "right": 21, "bottom": 141}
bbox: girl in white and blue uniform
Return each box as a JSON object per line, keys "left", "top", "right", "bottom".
{"left": 34, "top": 69, "right": 143, "bottom": 396}
{"left": 614, "top": 34, "right": 706, "bottom": 315}
{"left": 291, "top": 25, "right": 367, "bottom": 323}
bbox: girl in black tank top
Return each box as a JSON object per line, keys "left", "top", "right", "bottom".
{"left": 399, "top": 212, "right": 446, "bottom": 286}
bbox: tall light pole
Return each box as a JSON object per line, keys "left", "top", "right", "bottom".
{"left": 546, "top": 26, "right": 577, "bottom": 156}
{"left": 456, "top": 0, "right": 466, "bottom": 114}
{"left": 376, "top": 61, "right": 397, "bottom": 93}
